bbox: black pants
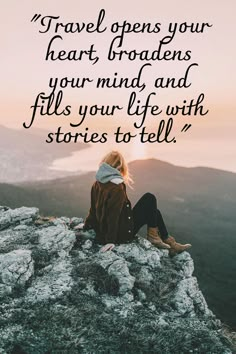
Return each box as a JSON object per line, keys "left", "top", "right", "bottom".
{"left": 132, "top": 193, "right": 169, "bottom": 240}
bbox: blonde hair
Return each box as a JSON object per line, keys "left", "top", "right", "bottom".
{"left": 100, "top": 150, "right": 134, "bottom": 187}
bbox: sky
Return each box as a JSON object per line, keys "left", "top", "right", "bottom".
{"left": 0, "top": 0, "right": 236, "bottom": 172}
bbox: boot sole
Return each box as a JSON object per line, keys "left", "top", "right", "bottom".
{"left": 169, "top": 245, "right": 192, "bottom": 257}
{"left": 147, "top": 237, "right": 171, "bottom": 249}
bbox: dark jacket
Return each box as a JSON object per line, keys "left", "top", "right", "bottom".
{"left": 84, "top": 180, "right": 134, "bottom": 245}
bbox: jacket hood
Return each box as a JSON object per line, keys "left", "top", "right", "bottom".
{"left": 96, "top": 162, "right": 124, "bottom": 184}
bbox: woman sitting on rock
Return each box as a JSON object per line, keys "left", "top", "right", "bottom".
{"left": 83, "top": 150, "right": 191, "bottom": 255}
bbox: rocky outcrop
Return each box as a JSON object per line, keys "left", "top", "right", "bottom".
{"left": 0, "top": 206, "right": 233, "bottom": 354}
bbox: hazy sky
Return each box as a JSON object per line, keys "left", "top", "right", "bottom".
{"left": 1, "top": 0, "right": 235, "bottom": 171}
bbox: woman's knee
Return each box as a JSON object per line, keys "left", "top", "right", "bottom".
{"left": 142, "top": 193, "right": 157, "bottom": 209}
{"left": 143, "top": 192, "right": 157, "bottom": 203}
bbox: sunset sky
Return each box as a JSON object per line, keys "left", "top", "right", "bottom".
{"left": 1, "top": 0, "right": 235, "bottom": 172}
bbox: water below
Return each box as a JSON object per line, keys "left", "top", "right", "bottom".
{"left": 50, "top": 139, "right": 236, "bottom": 174}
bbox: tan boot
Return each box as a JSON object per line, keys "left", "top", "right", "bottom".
{"left": 147, "top": 227, "right": 171, "bottom": 249}
{"left": 164, "top": 235, "right": 191, "bottom": 256}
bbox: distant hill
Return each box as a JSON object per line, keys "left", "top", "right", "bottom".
{"left": 0, "top": 125, "right": 88, "bottom": 183}
{"left": 0, "top": 158, "right": 236, "bottom": 329}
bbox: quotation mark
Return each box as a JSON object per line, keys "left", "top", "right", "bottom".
{"left": 31, "top": 14, "right": 41, "bottom": 22}
{"left": 181, "top": 124, "right": 192, "bottom": 133}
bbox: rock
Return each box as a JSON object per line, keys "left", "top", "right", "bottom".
{"left": 94, "top": 250, "right": 121, "bottom": 269}
{"left": 172, "top": 277, "right": 213, "bottom": 317}
{"left": 37, "top": 224, "right": 76, "bottom": 256}
{"left": 172, "top": 279, "right": 195, "bottom": 315}
{"left": 114, "top": 242, "right": 161, "bottom": 269}
{"left": 107, "top": 259, "right": 135, "bottom": 295}
{"left": 0, "top": 249, "right": 34, "bottom": 287}
{"left": 172, "top": 251, "right": 194, "bottom": 277}
{"left": 0, "top": 225, "right": 37, "bottom": 254}
{"left": 81, "top": 239, "right": 93, "bottom": 250}
{"left": 137, "top": 266, "right": 154, "bottom": 286}
{"left": 0, "top": 205, "right": 233, "bottom": 354}
{"left": 101, "top": 292, "right": 134, "bottom": 309}
{"left": 13, "top": 225, "right": 28, "bottom": 231}
{"left": 69, "top": 217, "right": 84, "bottom": 228}
{"left": 0, "top": 206, "right": 9, "bottom": 212}
{"left": 0, "top": 207, "right": 38, "bottom": 230}
{"left": 157, "top": 315, "right": 169, "bottom": 327}
{"left": 26, "top": 258, "right": 73, "bottom": 303}
{"left": 94, "top": 251, "right": 135, "bottom": 295}
{"left": 133, "top": 234, "right": 152, "bottom": 249}
{"left": 136, "top": 289, "right": 146, "bottom": 301}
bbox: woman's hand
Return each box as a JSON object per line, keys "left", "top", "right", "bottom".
{"left": 73, "top": 222, "right": 85, "bottom": 230}
{"left": 101, "top": 243, "right": 115, "bottom": 252}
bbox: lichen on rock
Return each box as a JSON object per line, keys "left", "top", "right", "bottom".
{"left": 0, "top": 249, "right": 34, "bottom": 295}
